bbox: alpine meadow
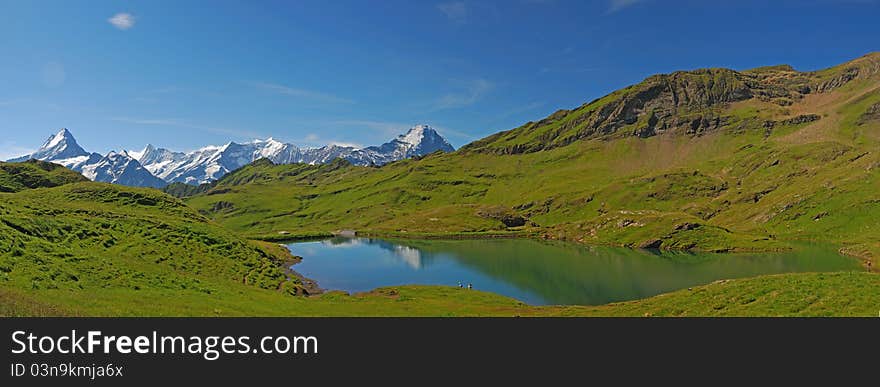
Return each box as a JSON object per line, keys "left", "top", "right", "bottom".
{"left": 2, "top": 52, "right": 879, "bottom": 316}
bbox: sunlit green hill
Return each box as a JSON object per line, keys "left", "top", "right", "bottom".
{"left": 0, "top": 180, "right": 310, "bottom": 315}
{"left": 0, "top": 159, "right": 89, "bottom": 192}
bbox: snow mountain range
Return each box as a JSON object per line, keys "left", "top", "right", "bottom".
{"left": 7, "top": 128, "right": 167, "bottom": 188}
{"left": 7, "top": 125, "right": 455, "bottom": 187}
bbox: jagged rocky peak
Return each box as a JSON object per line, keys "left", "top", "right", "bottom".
{"left": 396, "top": 125, "right": 455, "bottom": 152}
{"left": 80, "top": 150, "right": 166, "bottom": 189}
{"left": 43, "top": 128, "right": 75, "bottom": 147}
{"left": 8, "top": 128, "right": 89, "bottom": 163}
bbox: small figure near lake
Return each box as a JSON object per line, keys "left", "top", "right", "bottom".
{"left": 458, "top": 281, "right": 463, "bottom": 288}
{"left": 467, "top": 283, "right": 473, "bottom": 290}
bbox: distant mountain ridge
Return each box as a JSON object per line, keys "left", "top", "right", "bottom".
{"left": 7, "top": 125, "right": 455, "bottom": 187}
{"left": 8, "top": 129, "right": 166, "bottom": 188}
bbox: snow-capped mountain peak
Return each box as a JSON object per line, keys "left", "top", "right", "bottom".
{"left": 128, "top": 144, "right": 155, "bottom": 161}
{"left": 43, "top": 128, "right": 73, "bottom": 149}
{"left": 396, "top": 125, "right": 453, "bottom": 153}
{"left": 81, "top": 151, "right": 166, "bottom": 188}
{"left": 9, "top": 128, "right": 90, "bottom": 165}
{"left": 348, "top": 125, "right": 454, "bottom": 166}
{"left": 398, "top": 124, "right": 431, "bottom": 146}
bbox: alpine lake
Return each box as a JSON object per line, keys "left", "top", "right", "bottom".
{"left": 287, "top": 237, "right": 861, "bottom": 306}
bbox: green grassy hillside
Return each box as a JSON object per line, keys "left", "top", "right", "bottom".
{"left": 3, "top": 271, "right": 877, "bottom": 317}
{"left": 183, "top": 54, "right": 880, "bottom": 263}
{"left": 0, "top": 159, "right": 89, "bottom": 192}
{"left": 0, "top": 180, "right": 314, "bottom": 316}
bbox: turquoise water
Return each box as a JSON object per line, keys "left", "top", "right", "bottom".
{"left": 287, "top": 238, "right": 861, "bottom": 306}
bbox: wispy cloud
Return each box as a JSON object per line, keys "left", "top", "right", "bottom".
{"left": 608, "top": 0, "right": 643, "bottom": 13}
{"left": 110, "top": 117, "right": 263, "bottom": 139}
{"left": 108, "top": 13, "right": 136, "bottom": 30}
{"left": 252, "top": 82, "right": 354, "bottom": 104}
{"left": 437, "top": 2, "right": 468, "bottom": 22}
{"left": 431, "top": 79, "right": 493, "bottom": 111}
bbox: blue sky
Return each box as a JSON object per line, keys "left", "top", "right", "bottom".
{"left": 1, "top": 0, "right": 878, "bottom": 158}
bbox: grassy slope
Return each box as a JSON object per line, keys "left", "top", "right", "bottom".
{"left": 3, "top": 272, "right": 877, "bottom": 317}
{"left": 0, "top": 182, "right": 312, "bottom": 314}
{"left": 185, "top": 56, "right": 880, "bottom": 260}
{"left": 0, "top": 159, "right": 88, "bottom": 192}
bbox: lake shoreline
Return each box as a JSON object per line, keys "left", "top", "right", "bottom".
{"left": 282, "top": 236, "right": 861, "bottom": 306}
{"left": 284, "top": 257, "right": 324, "bottom": 296}
{"left": 269, "top": 229, "right": 793, "bottom": 254}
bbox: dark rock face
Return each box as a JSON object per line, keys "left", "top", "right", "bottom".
{"left": 638, "top": 239, "right": 663, "bottom": 249}
{"left": 476, "top": 207, "right": 528, "bottom": 228}
{"left": 782, "top": 114, "right": 822, "bottom": 125}
{"left": 673, "top": 222, "right": 701, "bottom": 231}
{"left": 210, "top": 201, "right": 235, "bottom": 213}
{"left": 815, "top": 54, "right": 880, "bottom": 93}
{"left": 763, "top": 114, "right": 822, "bottom": 130}
{"left": 815, "top": 67, "right": 861, "bottom": 93}
{"left": 858, "top": 103, "right": 880, "bottom": 125}
{"left": 499, "top": 215, "right": 527, "bottom": 227}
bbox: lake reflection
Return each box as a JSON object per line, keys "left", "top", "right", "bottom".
{"left": 288, "top": 237, "right": 860, "bottom": 306}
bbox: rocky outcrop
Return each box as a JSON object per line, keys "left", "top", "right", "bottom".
{"left": 763, "top": 114, "right": 822, "bottom": 130}
{"left": 209, "top": 201, "right": 235, "bottom": 213}
{"left": 560, "top": 69, "right": 753, "bottom": 142}
{"left": 638, "top": 239, "right": 663, "bottom": 249}
{"left": 858, "top": 103, "right": 880, "bottom": 125}
{"left": 815, "top": 67, "right": 861, "bottom": 93}
{"left": 814, "top": 53, "right": 880, "bottom": 93}
{"left": 476, "top": 207, "right": 528, "bottom": 228}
